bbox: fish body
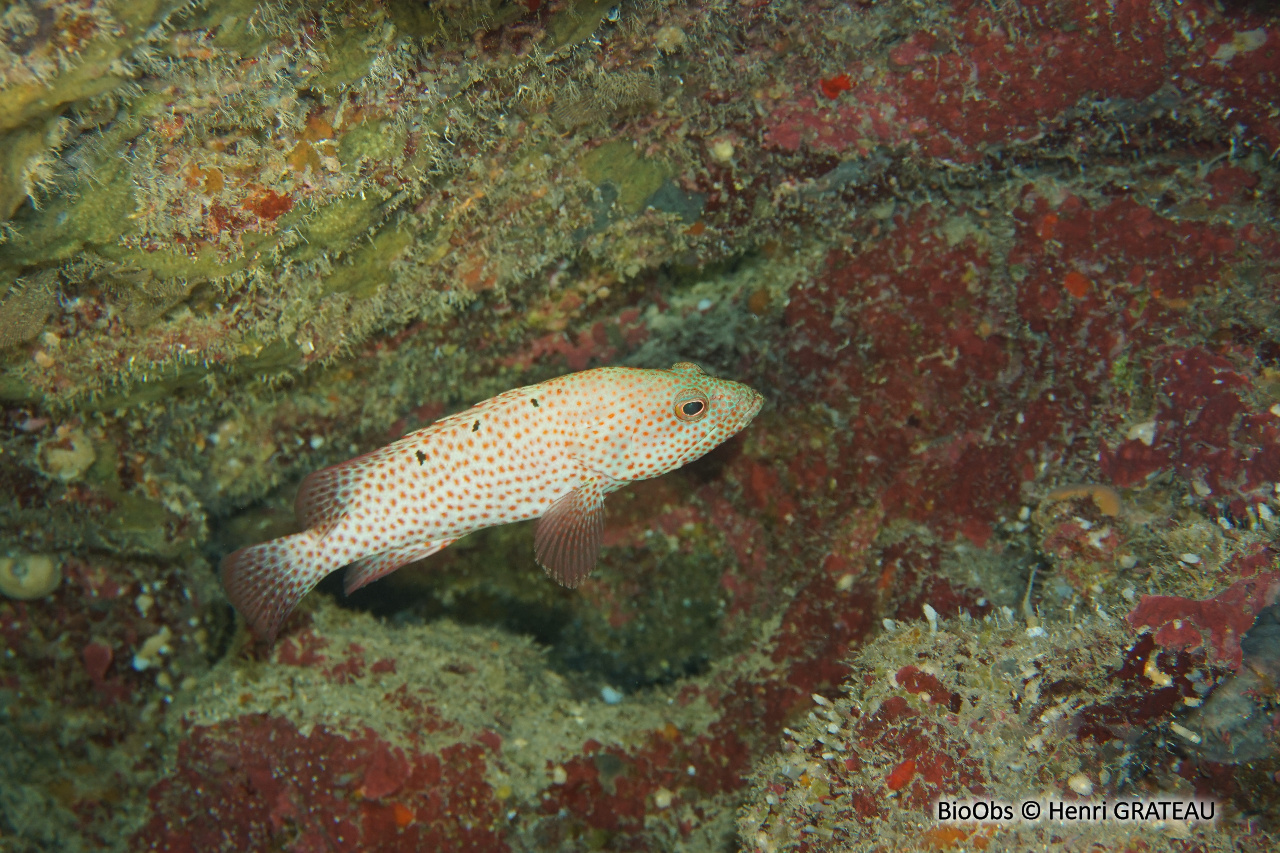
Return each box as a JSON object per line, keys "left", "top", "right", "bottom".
{"left": 221, "top": 362, "right": 763, "bottom": 641}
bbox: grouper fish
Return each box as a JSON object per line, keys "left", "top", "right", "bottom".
{"left": 221, "top": 362, "right": 764, "bottom": 641}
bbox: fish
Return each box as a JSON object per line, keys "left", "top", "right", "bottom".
{"left": 221, "top": 362, "right": 764, "bottom": 641}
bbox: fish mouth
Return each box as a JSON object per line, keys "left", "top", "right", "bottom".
{"left": 731, "top": 387, "right": 765, "bottom": 430}
{"left": 706, "top": 382, "right": 763, "bottom": 437}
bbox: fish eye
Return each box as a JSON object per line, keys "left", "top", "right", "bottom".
{"left": 675, "top": 391, "right": 708, "bottom": 421}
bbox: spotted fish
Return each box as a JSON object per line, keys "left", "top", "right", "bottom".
{"left": 221, "top": 362, "right": 764, "bottom": 641}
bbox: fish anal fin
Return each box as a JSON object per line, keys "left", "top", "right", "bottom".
{"left": 535, "top": 479, "right": 606, "bottom": 588}
{"left": 343, "top": 539, "right": 455, "bottom": 595}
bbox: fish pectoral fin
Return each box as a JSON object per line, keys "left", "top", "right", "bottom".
{"left": 343, "top": 539, "right": 455, "bottom": 595}
{"left": 535, "top": 479, "right": 607, "bottom": 588}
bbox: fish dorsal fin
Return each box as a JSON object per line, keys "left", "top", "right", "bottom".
{"left": 294, "top": 448, "right": 384, "bottom": 536}
{"left": 343, "top": 539, "right": 456, "bottom": 595}
{"left": 535, "top": 478, "right": 607, "bottom": 588}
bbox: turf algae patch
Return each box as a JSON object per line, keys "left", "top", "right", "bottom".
{"left": 92, "top": 244, "right": 249, "bottom": 282}
{"left": 545, "top": 0, "right": 618, "bottom": 51}
{"left": 320, "top": 226, "right": 416, "bottom": 299}
{"left": 287, "top": 193, "right": 392, "bottom": 265}
{"left": 580, "top": 140, "right": 673, "bottom": 217}
{"left": 337, "top": 119, "right": 405, "bottom": 169}
{"left": 2, "top": 156, "right": 137, "bottom": 267}
{"left": 305, "top": 19, "right": 394, "bottom": 93}
{"left": 0, "top": 272, "right": 56, "bottom": 349}
{"left": 0, "top": 122, "right": 55, "bottom": 222}
{"left": 201, "top": 0, "right": 274, "bottom": 55}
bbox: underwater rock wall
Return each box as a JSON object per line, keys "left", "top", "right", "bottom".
{"left": 1, "top": 0, "right": 1279, "bottom": 850}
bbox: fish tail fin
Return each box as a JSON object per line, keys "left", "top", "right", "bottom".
{"left": 220, "top": 532, "right": 329, "bottom": 643}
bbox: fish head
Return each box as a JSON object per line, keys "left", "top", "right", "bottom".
{"left": 571, "top": 362, "right": 764, "bottom": 482}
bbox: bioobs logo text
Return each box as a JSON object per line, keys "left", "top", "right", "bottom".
{"left": 935, "top": 797, "right": 1217, "bottom": 824}
{"left": 936, "top": 801, "right": 1015, "bottom": 822}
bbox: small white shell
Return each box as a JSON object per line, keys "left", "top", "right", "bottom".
{"left": 1067, "top": 772, "right": 1094, "bottom": 797}
{"left": 38, "top": 427, "right": 96, "bottom": 482}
